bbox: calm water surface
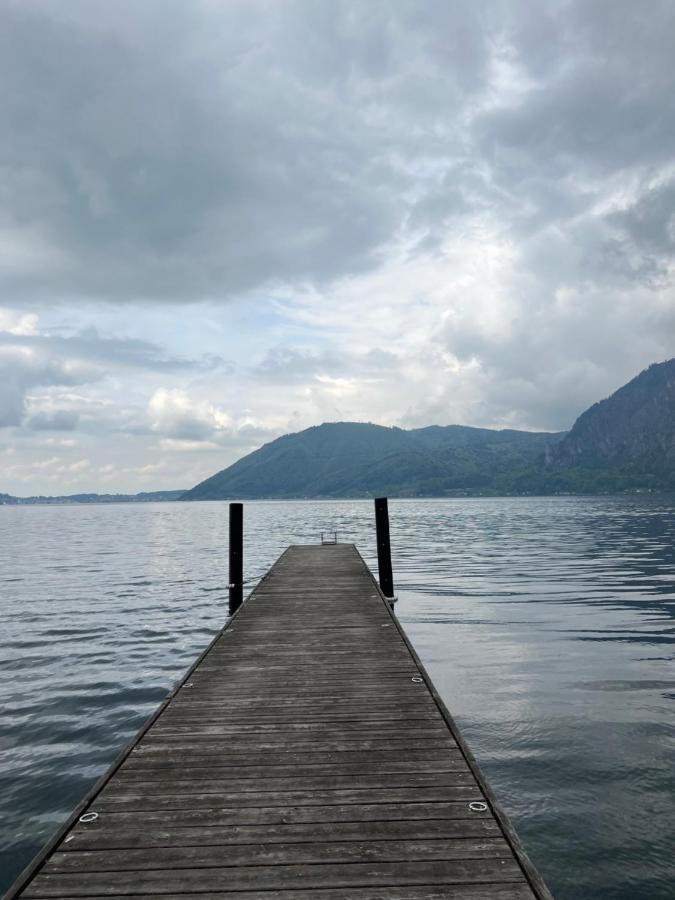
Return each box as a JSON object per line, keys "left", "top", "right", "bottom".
{"left": 1, "top": 497, "right": 674, "bottom": 898}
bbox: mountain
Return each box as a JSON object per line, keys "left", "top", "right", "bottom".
{"left": 182, "top": 359, "right": 675, "bottom": 499}
{"left": 541, "top": 359, "right": 675, "bottom": 492}
{"left": 182, "top": 422, "right": 563, "bottom": 499}
{"left": 0, "top": 490, "right": 186, "bottom": 506}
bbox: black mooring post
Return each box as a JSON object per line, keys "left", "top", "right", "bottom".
{"left": 374, "top": 497, "right": 394, "bottom": 598}
{"left": 228, "top": 502, "right": 243, "bottom": 615}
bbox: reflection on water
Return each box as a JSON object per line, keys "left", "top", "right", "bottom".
{"left": 1, "top": 496, "right": 674, "bottom": 898}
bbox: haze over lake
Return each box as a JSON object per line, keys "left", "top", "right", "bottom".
{"left": 1, "top": 496, "right": 674, "bottom": 899}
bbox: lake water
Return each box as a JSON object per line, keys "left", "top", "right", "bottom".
{"left": 1, "top": 497, "right": 674, "bottom": 898}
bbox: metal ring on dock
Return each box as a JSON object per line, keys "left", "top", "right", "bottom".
{"left": 78, "top": 812, "right": 98, "bottom": 823}
{"left": 469, "top": 801, "right": 488, "bottom": 812}
{"left": 411, "top": 676, "right": 424, "bottom": 683}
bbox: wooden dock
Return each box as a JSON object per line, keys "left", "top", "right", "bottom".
{"left": 6, "top": 543, "right": 552, "bottom": 900}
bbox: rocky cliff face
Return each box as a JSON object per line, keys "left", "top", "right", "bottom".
{"left": 549, "top": 359, "right": 675, "bottom": 470}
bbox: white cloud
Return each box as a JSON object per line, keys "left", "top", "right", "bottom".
{"left": 63, "top": 458, "right": 90, "bottom": 474}
{"left": 157, "top": 439, "right": 221, "bottom": 452}
{"left": 0, "top": 308, "right": 38, "bottom": 335}
{"left": 147, "top": 388, "right": 233, "bottom": 441}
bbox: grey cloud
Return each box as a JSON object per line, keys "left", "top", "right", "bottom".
{"left": 2, "top": 0, "right": 673, "bottom": 311}
{"left": 0, "top": 0, "right": 492, "bottom": 305}
{"left": 0, "top": 320, "right": 229, "bottom": 431}
{"left": 26, "top": 409, "right": 80, "bottom": 431}
{"left": 363, "top": 348, "right": 400, "bottom": 371}
{"left": 254, "top": 347, "right": 344, "bottom": 381}
{"left": 0, "top": 327, "right": 209, "bottom": 372}
{"left": 253, "top": 345, "right": 402, "bottom": 382}
{"left": 1, "top": 0, "right": 674, "bottom": 307}
{"left": 460, "top": 0, "right": 675, "bottom": 301}
{"left": 479, "top": 0, "right": 675, "bottom": 175}
{"left": 159, "top": 416, "right": 214, "bottom": 443}
{"left": 0, "top": 317, "right": 217, "bottom": 433}
{"left": 609, "top": 180, "right": 675, "bottom": 261}
{"left": 0, "top": 346, "right": 98, "bottom": 427}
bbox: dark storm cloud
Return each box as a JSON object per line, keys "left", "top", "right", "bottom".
{"left": 2, "top": 0, "right": 673, "bottom": 305}
{"left": 0, "top": 0, "right": 491, "bottom": 304}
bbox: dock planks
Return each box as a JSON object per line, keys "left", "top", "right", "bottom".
{"left": 6, "top": 544, "right": 551, "bottom": 899}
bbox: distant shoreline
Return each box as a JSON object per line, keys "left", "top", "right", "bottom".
{"left": 0, "top": 490, "right": 186, "bottom": 506}
{"left": 1, "top": 489, "right": 666, "bottom": 507}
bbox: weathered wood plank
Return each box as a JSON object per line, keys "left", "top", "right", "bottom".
{"left": 20, "top": 888, "right": 536, "bottom": 900}
{"left": 106, "top": 771, "right": 476, "bottom": 795}
{"left": 61, "top": 819, "right": 503, "bottom": 852}
{"left": 81, "top": 801, "right": 493, "bottom": 828}
{"left": 94, "top": 785, "right": 483, "bottom": 811}
{"left": 147, "top": 718, "right": 445, "bottom": 731}
{"left": 137, "top": 738, "right": 456, "bottom": 753}
{"left": 167, "top": 693, "right": 434, "bottom": 708}
{"left": 24, "top": 858, "right": 526, "bottom": 896}
{"left": 47, "top": 838, "right": 514, "bottom": 872}
{"left": 124, "top": 748, "right": 461, "bottom": 770}
{"left": 114, "top": 760, "right": 470, "bottom": 780}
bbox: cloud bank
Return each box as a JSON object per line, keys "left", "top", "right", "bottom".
{"left": 0, "top": 0, "right": 674, "bottom": 493}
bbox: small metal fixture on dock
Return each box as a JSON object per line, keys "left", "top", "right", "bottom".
{"left": 5, "top": 503, "right": 552, "bottom": 900}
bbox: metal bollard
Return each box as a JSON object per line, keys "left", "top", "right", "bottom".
{"left": 374, "top": 497, "right": 394, "bottom": 599}
{"left": 228, "top": 502, "right": 243, "bottom": 615}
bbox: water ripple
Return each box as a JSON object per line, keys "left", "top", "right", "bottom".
{"left": 1, "top": 496, "right": 674, "bottom": 899}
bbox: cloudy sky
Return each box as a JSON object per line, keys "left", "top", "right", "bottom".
{"left": 1, "top": 0, "right": 674, "bottom": 495}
